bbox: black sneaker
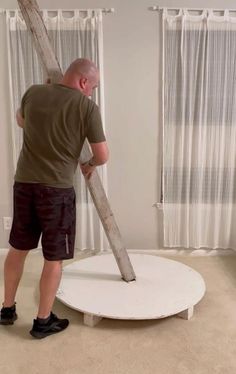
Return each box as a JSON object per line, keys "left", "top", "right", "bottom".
{"left": 0, "top": 303, "right": 18, "bottom": 325}
{"left": 30, "top": 312, "right": 69, "bottom": 339}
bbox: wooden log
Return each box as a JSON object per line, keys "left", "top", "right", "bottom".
{"left": 17, "top": 0, "right": 136, "bottom": 282}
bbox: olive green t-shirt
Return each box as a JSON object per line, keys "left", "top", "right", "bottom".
{"left": 15, "top": 84, "right": 106, "bottom": 188}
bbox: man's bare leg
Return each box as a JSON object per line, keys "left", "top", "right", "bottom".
{"left": 37, "top": 259, "right": 62, "bottom": 318}
{"left": 30, "top": 259, "right": 69, "bottom": 339}
{"left": 3, "top": 247, "right": 30, "bottom": 307}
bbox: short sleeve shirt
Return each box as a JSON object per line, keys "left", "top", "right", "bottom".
{"left": 15, "top": 84, "right": 106, "bottom": 188}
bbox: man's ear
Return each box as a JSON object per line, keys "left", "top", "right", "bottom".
{"left": 79, "top": 77, "right": 88, "bottom": 89}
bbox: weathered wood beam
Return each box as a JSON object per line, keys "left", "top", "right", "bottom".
{"left": 17, "top": 0, "right": 136, "bottom": 282}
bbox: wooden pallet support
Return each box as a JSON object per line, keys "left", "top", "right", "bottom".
{"left": 84, "top": 313, "right": 103, "bottom": 327}
{"left": 17, "top": 0, "right": 136, "bottom": 282}
{"left": 177, "top": 306, "right": 194, "bottom": 320}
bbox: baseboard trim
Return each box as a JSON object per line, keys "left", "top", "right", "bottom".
{"left": 0, "top": 248, "right": 41, "bottom": 255}
{"left": 0, "top": 248, "right": 235, "bottom": 256}
{"left": 0, "top": 248, "right": 8, "bottom": 254}
{"left": 127, "top": 249, "right": 236, "bottom": 256}
{"left": 82, "top": 248, "right": 236, "bottom": 256}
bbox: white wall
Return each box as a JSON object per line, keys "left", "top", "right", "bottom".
{"left": 0, "top": 0, "right": 235, "bottom": 249}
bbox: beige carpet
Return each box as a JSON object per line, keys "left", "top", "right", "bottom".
{"left": 0, "top": 250, "right": 236, "bottom": 374}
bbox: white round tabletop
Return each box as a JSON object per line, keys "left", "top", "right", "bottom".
{"left": 57, "top": 254, "right": 206, "bottom": 320}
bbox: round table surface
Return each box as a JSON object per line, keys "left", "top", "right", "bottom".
{"left": 57, "top": 254, "right": 206, "bottom": 320}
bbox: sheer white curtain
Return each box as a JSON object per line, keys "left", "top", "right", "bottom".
{"left": 163, "top": 9, "right": 236, "bottom": 249}
{"left": 6, "top": 9, "right": 108, "bottom": 251}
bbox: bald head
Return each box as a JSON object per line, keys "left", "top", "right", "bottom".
{"left": 61, "top": 58, "right": 99, "bottom": 97}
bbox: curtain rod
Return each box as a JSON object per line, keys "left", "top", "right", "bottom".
{"left": 149, "top": 6, "right": 236, "bottom": 12}
{"left": 0, "top": 8, "right": 115, "bottom": 14}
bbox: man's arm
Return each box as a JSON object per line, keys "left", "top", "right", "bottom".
{"left": 80, "top": 141, "right": 109, "bottom": 179}
{"left": 88, "top": 141, "right": 109, "bottom": 166}
{"left": 16, "top": 108, "right": 24, "bottom": 128}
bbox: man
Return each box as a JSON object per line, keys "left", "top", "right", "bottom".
{"left": 0, "top": 58, "right": 109, "bottom": 339}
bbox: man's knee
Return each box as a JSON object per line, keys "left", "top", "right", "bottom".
{"left": 43, "top": 258, "right": 63, "bottom": 267}
{"left": 8, "top": 247, "right": 30, "bottom": 258}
